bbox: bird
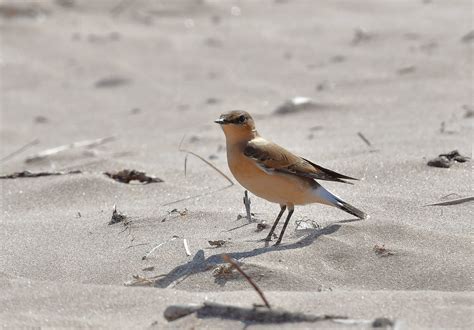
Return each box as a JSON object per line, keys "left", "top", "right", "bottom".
{"left": 215, "top": 110, "right": 366, "bottom": 245}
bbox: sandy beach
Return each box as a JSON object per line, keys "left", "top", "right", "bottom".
{"left": 1, "top": 0, "right": 472, "bottom": 328}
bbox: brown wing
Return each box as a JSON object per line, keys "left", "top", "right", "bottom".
{"left": 244, "top": 140, "right": 357, "bottom": 184}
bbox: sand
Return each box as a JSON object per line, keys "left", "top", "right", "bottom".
{"left": 0, "top": 0, "right": 472, "bottom": 328}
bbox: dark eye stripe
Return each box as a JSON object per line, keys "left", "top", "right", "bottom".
{"left": 229, "top": 115, "right": 245, "bottom": 124}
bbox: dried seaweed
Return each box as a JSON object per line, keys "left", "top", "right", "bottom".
{"left": 427, "top": 150, "right": 470, "bottom": 168}
{"left": 109, "top": 204, "right": 127, "bottom": 225}
{"left": 373, "top": 244, "right": 395, "bottom": 257}
{"left": 104, "top": 169, "right": 163, "bottom": 184}
{"left": 212, "top": 264, "right": 235, "bottom": 278}
{"left": 256, "top": 221, "right": 268, "bottom": 232}
{"left": 0, "top": 170, "right": 81, "bottom": 179}
{"left": 208, "top": 240, "right": 227, "bottom": 248}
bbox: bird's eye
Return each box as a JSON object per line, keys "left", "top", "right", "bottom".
{"left": 237, "top": 115, "right": 246, "bottom": 123}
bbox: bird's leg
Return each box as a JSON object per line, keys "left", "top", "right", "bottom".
{"left": 264, "top": 205, "right": 286, "bottom": 241}
{"left": 274, "top": 206, "right": 295, "bottom": 246}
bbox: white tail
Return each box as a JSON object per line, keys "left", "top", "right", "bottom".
{"left": 313, "top": 186, "right": 366, "bottom": 219}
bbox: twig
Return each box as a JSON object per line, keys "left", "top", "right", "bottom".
{"left": 124, "top": 273, "right": 167, "bottom": 287}
{"left": 0, "top": 138, "right": 39, "bottom": 164}
{"left": 425, "top": 197, "right": 474, "bottom": 206}
{"left": 142, "top": 235, "right": 179, "bottom": 260}
{"left": 25, "top": 136, "right": 115, "bottom": 163}
{"left": 126, "top": 242, "right": 149, "bottom": 249}
{"left": 222, "top": 255, "right": 271, "bottom": 309}
{"left": 183, "top": 239, "right": 191, "bottom": 256}
{"left": 225, "top": 222, "right": 252, "bottom": 232}
{"left": 243, "top": 190, "right": 253, "bottom": 223}
{"left": 357, "top": 132, "right": 372, "bottom": 147}
{"left": 184, "top": 154, "right": 188, "bottom": 177}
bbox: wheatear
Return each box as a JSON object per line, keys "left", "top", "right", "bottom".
{"left": 215, "top": 110, "right": 366, "bottom": 245}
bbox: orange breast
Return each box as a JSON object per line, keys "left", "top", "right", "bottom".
{"left": 226, "top": 145, "right": 317, "bottom": 206}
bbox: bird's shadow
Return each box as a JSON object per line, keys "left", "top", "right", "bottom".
{"left": 154, "top": 223, "right": 342, "bottom": 288}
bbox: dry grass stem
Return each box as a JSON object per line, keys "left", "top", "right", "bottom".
{"left": 162, "top": 136, "right": 234, "bottom": 206}
{"left": 425, "top": 197, "right": 474, "bottom": 206}
{"left": 222, "top": 254, "right": 271, "bottom": 309}
{"left": 357, "top": 132, "right": 372, "bottom": 147}
{"left": 178, "top": 136, "right": 234, "bottom": 186}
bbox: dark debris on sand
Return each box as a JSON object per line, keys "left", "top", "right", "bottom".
{"left": 427, "top": 150, "right": 470, "bottom": 168}
{"left": 0, "top": 170, "right": 82, "bottom": 179}
{"left": 208, "top": 240, "right": 227, "bottom": 248}
{"left": 104, "top": 169, "right": 163, "bottom": 184}
{"left": 373, "top": 244, "right": 395, "bottom": 257}
{"left": 109, "top": 205, "right": 127, "bottom": 225}
{"left": 164, "top": 302, "right": 395, "bottom": 327}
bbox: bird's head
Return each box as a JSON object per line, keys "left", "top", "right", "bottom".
{"left": 214, "top": 110, "right": 257, "bottom": 141}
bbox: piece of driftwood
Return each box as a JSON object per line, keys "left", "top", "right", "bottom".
{"left": 25, "top": 136, "right": 115, "bottom": 163}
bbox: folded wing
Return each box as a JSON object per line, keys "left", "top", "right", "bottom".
{"left": 244, "top": 139, "right": 357, "bottom": 184}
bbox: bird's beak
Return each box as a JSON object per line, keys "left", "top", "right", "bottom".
{"left": 214, "top": 117, "right": 227, "bottom": 124}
